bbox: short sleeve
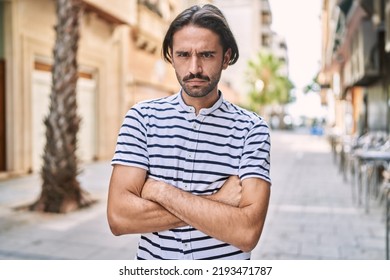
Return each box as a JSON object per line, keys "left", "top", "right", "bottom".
{"left": 111, "top": 105, "right": 149, "bottom": 170}
{"left": 239, "top": 117, "right": 271, "bottom": 184}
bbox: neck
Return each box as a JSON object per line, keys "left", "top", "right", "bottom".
{"left": 181, "top": 89, "right": 219, "bottom": 115}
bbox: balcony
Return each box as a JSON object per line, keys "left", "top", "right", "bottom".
{"left": 344, "top": 19, "right": 380, "bottom": 87}
{"left": 83, "top": 0, "right": 135, "bottom": 25}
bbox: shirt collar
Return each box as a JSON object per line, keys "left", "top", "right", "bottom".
{"left": 177, "top": 89, "right": 224, "bottom": 116}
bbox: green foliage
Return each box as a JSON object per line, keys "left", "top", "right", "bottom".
{"left": 303, "top": 74, "right": 321, "bottom": 93}
{"left": 245, "top": 52, "right": 294, "bottom": 112}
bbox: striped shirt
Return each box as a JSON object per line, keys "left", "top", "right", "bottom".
{"left": 112, "top": 90, "right": 271, "bottom": 260}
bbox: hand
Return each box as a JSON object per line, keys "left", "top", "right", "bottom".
{"left": 211, "top": 175, "right": 242, "bottom": 207}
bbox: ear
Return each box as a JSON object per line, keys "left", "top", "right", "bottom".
{"left": 222, "top": 48, "right": 232, "bottom": 69}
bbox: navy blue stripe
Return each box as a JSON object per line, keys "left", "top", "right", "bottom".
{"left": 209, "top": 112, "right": 255, "bottom": 124}
{"left": 116, "top": 142, "right": 147, "bottom": 152}
{"left": 242, "top": 163, "right": 269, "bottom": 169}
{"left": 195, "top": 119, "right": 251, "bottom": 132}
{"left": 131, "top": 107, "right": 145, "bottom": 118}
{"left": 152, "top": 232, "right": 182, "bottom": 242}
{"left": 148, "top": 123, "right": 246, "bottom": 140}
{"left": 139, "top": 106, "right": 176, "bottom": 112}
{"left": 121, "top": 123, "right": 144, "bottom": 133}
{"left": 149, "top": 165, "right": 231, "bottom": 177}
{"left": 137, "top": 246, "right": 164, "bottom": 260}
{"left": 199, "top": 249, "right": 245, "bottom": 260}
{"left": 185, "top": 242, "right": 231, "bottom": 254}
{"left": 138, "top": 245, "right": 245, "bottom": 260}
{"left": 118, "top": 133, "right": 147, "bottom": 145}
{"left": 143, "top": 114, "right": 187, "bottom": 122}
{"left": 141, "top": 236, "right": 183, "bottom": 253}
{"left": 147, "top": 133, "right": 244, "bottom": 149}
{"left": 242, "top": 147, "right": 270, "bottom": 157}
{"left": 144, "top": 95, "right": 179, "bottom": 105}
{"left": 246, "top": 132, "right": 269, "bottom": 141}
{"left": 112, "top": 158, "right": 148, "bottom": 168}
{"left": 150, "top": 174, "right": 216, "bottom": 185}
{"left": 231, "top": 103, "right": 258, "bottom": 118}
{"left": 190, "top": 187, "right": 221, "bottom": 195}
{"left": 219, "top": 104, "right": 255, "bottom": 119}
{"left": 245, "top": 155, "right": 270, "bottom": 165}
{"left": 246, "top": 141, "right": 270, "bottom": 147}
{"left": 148, "top": 144, "right": 241, "bottom": 159}
{"left": 115, "top": 150, "right": 147, "bottom": 159}
{"left": 124, "top": 114, "right": 146, "bottom": 132}
{"left": 152, "top": 232, "right": 213, "bottom": 243}
{"left": 149, "top": 157, "right": 239, "bottom": 169}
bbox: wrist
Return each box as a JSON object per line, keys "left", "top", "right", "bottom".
{"left": 207, "top": 191, "right": 219, "bottom": 202}
{"left": 142, "top": 178, "right": 165, "bottom": 202}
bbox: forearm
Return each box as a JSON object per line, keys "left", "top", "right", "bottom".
{"left": 156, "top": 187, "right": 246, "bottom": 246}
{"left": 108, "top": 179, "right": 225, "bottom": 235}
{"left": 108, "top": 191, "right": 186, "bottom": 235}
{"left": 107, "top": 165, "right": 186, "bottom": 236}
{"left": 142, "top": 179, "right": 270, "bottom": 252}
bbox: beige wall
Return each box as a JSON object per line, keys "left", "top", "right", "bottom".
{"left": 3, "top": 0, "right": 179, "bottom": 175}
{"left": 83, "top": 0, "right": 137, "bottom": 25}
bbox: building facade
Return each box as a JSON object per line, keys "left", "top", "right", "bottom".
{"left": 0, "top": 0, "right": 185, "bottom": 176}
{"left": 320, "top": 0, "right": 390, "bottom": 136}
{"left": 214, "top": 0, "right": 288, "bottom": 110}
{"left": 213, "top": 0, "right": 267, "bottom": 99}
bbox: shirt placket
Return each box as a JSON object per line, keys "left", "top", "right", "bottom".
{"left": 181, "top": 111, "right": 204, "bottom": 259}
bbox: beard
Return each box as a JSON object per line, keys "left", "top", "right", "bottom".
{"left": 176, "top": 71, "right": 221, "bottom": 98}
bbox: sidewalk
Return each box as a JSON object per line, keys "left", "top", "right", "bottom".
{"left": 0, "top": 162, "right": 140, "bottom": 259}
{"left": 0, "top": 130, "right": 387, "bottom": 259}
{"left": 253, "top": 130, "right": 386, "bottom": 259}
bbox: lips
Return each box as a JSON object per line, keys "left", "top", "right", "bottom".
{"left": 186, "top": 79, "right": 207, "bottom": 84}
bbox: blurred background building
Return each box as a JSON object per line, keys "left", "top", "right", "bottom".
{"left": 320, "top": 0, "right": 390, "bottom": 137}
{"left": 214, "top": 0, "right": 288, "bottom": 103}
{"left": 0, "top": 0, "right": 178, "bottom": 176}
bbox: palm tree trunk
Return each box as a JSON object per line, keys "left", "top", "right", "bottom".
{"left": 30, "top": 0, "right": 93, "bottom": 213}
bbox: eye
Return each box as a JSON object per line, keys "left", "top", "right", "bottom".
{"left": 201, "top": 52, "right": 214, "bottom": 58}
{"left": 176, "top": 52, "right": 190, "bottom": 58}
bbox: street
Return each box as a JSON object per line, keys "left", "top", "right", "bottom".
{"left": 0, "top": 129, "right": 386, "bottom": 259}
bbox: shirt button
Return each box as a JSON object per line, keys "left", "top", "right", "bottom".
{"left": 188, "top": 154, "right": 192, "bottom": 158}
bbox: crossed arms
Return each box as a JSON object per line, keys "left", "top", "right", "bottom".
{"left": 107, "top": 164, "right": 270, "bottom": 252}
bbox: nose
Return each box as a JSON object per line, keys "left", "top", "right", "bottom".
{"left": 189, "top": 55, "right": 202, "bottom": 74}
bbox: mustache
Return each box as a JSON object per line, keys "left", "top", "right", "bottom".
{"left": 183, "top": 73, "right": 210, "bottom": 82}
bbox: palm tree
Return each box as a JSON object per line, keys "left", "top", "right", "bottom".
{"left": 30, "top": 0, "right": 93, "bottom": 213}
{"left": 246, "top": 52, "right": 294, "bottom": 113}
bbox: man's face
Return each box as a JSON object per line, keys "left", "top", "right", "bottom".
{"left": 171, "top": 25, "right": 231, "bottom": 98}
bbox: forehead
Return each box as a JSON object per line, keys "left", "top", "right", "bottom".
{"left": 172, "top": 25, "right": 222, "bottom": 50}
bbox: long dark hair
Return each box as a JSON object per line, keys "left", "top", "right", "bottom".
{"left": 162, "top": 4, "right": 239, "bottom": 65}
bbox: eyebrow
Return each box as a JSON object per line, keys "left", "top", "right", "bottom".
{"left": 174, "top": 50, "right": 217, "bottom": 55}
{"left": 199, "top": 51, "right": 216, "bottom": 55}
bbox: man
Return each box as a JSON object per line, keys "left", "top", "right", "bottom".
{"left": 107, "top": 4, "right": 271, "bottom": 260}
